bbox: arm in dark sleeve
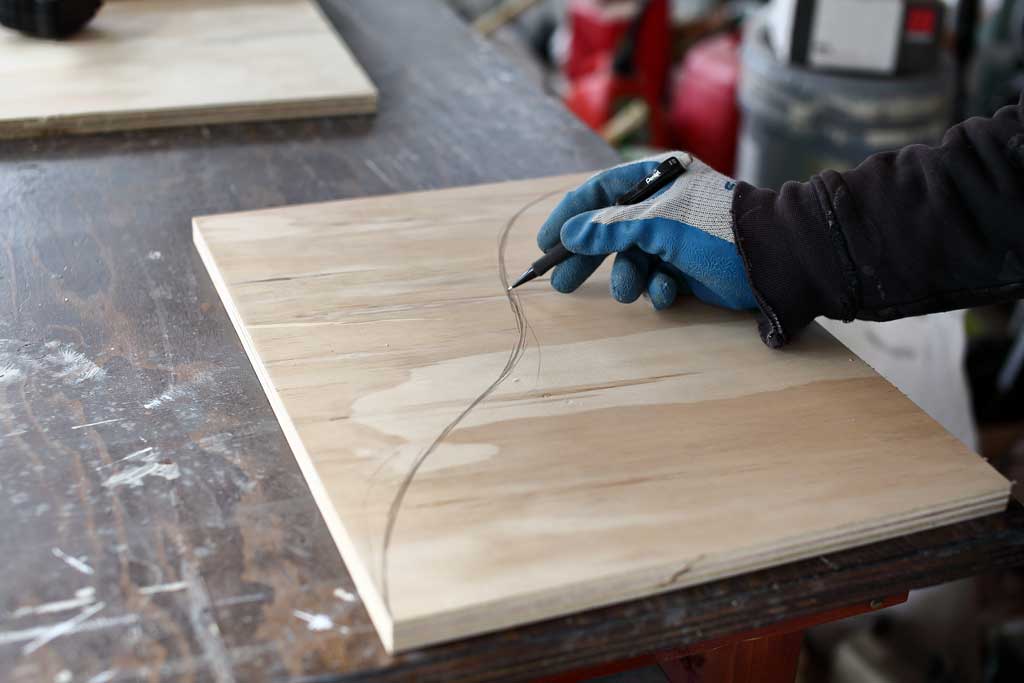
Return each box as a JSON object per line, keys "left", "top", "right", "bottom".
{"left": 731, "top": 94, "right": 1024, "bottom": 348}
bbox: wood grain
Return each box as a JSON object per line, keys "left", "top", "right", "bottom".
{"left": 0, "top": 0, "right": 376, "bottom": 138}
{"left": 5, "top": 2, "right": 1018, "bottom": 680}
{"left": 193, "top": 173, "right": 1011, "bottom": 653}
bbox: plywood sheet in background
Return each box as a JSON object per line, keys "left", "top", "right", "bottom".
{"left": 193, "top": 174, "right": 1010, "bottom": 652}
{"left": 0, "top": 0, "right": 376, "bottom": 138}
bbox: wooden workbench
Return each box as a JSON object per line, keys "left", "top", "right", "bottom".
{"left": 1, "top": 2, "right": 1022, "bottom": 681}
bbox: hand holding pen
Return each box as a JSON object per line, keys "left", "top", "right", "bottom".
{"left": 523, "top": 152, "right": 757, "bottom": 312}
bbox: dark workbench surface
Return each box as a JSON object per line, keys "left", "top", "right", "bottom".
{"left": 1, "top": 1, "right": 1022, "bottom": 681}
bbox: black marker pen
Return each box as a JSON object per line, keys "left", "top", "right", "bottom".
{"left": 508, "top": 155, "right": 686, "bottom": 291}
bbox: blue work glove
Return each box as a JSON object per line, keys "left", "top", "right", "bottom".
{"left": 537, "top": 152, "right": 757, "bottom": 311}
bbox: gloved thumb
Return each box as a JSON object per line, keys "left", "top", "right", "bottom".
{"left": 559, "top": 210, "right": 653, "bottom": 257}
{"left": 537, "top": 159, "right": 664, "bottom": 252}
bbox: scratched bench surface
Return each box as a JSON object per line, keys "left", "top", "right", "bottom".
{"left": 3, "top": 2, "right": 1024, "bottom": 682}
{"left": 193, "top": 174, "right": 1009, "bottom": 653}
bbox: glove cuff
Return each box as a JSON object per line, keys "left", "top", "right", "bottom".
{"left": 731, "top": 178, "right": 860, "bottom": 348}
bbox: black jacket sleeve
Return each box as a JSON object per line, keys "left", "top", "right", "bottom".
{"left": 731, "top": 93, "right": 1024, "bottom": 348}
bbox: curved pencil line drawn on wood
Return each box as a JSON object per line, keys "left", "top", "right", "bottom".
{"left": 377, "top": 188, "right": 565, "bottom": 608}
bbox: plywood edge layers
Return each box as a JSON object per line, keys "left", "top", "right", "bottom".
{"left": 309, "top": 0, "right": 380, "bottom": 103}
{"left": 0, "top": 94, "right": 378, "bottom": 140}
{"left": 192, "top": 221, "right": 397, "bottom": 651}
{"left": 392, "top": 487, "right": 1008, "bottom": 651}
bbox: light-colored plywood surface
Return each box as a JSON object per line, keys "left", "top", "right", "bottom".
{"left": 0, "top": 0, "right": 376, "bottom": 138}
{"left": 193, "top": 173, "right": 1010, "bottom": 653}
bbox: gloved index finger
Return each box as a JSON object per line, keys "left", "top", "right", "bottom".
{"left": 536, "top": 159, "right": 662, "bottom": 252}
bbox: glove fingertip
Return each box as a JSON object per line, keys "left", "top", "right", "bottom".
{"left": 610, "top": 276, "right": 643, "bottom": 304}
{"left": 648, "top": 271, "right": 679, "bottom": 310}
{"left": 609, "top": 250, "right": 650, "bottom": 304}
{"left": 550, "top": 266, "right": 579, "bottom": 293}
{"left": 549, "top": 254, "right": 604, "bottom": 293}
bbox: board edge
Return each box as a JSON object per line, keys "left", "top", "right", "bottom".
{"left": 192, "top": 218, "right": 397, "bottom": 652}
{"left": 388, "top": 487, "right": 1009, "bottom": 651}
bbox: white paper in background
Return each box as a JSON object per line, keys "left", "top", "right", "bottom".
{"left": 766, "top": 0, "right": 800, "bottom": 62}
{"left": 808, "top": 0, "right": 903, "bottom": 73}
{"left": 817, "top": 311, "right": 978, "bottom": 451}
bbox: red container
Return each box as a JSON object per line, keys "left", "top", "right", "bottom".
{"left": 565, "top": 0, "right": 669, "bottom": 87}
{"left": 668, "top": 32, "right": 742, "bottom": 174}
{"left": 563, "top": 0, "right": 671, "bottom": 146}
{"left": 564, "top": 64, "right": 670, "bottom": 146}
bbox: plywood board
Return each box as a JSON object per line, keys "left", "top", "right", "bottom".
{"left": 0, "top": 0, "right": 376, "bottom": 138}
{"left": 193, "top": 173, "right": 1011, "bottom": 653}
